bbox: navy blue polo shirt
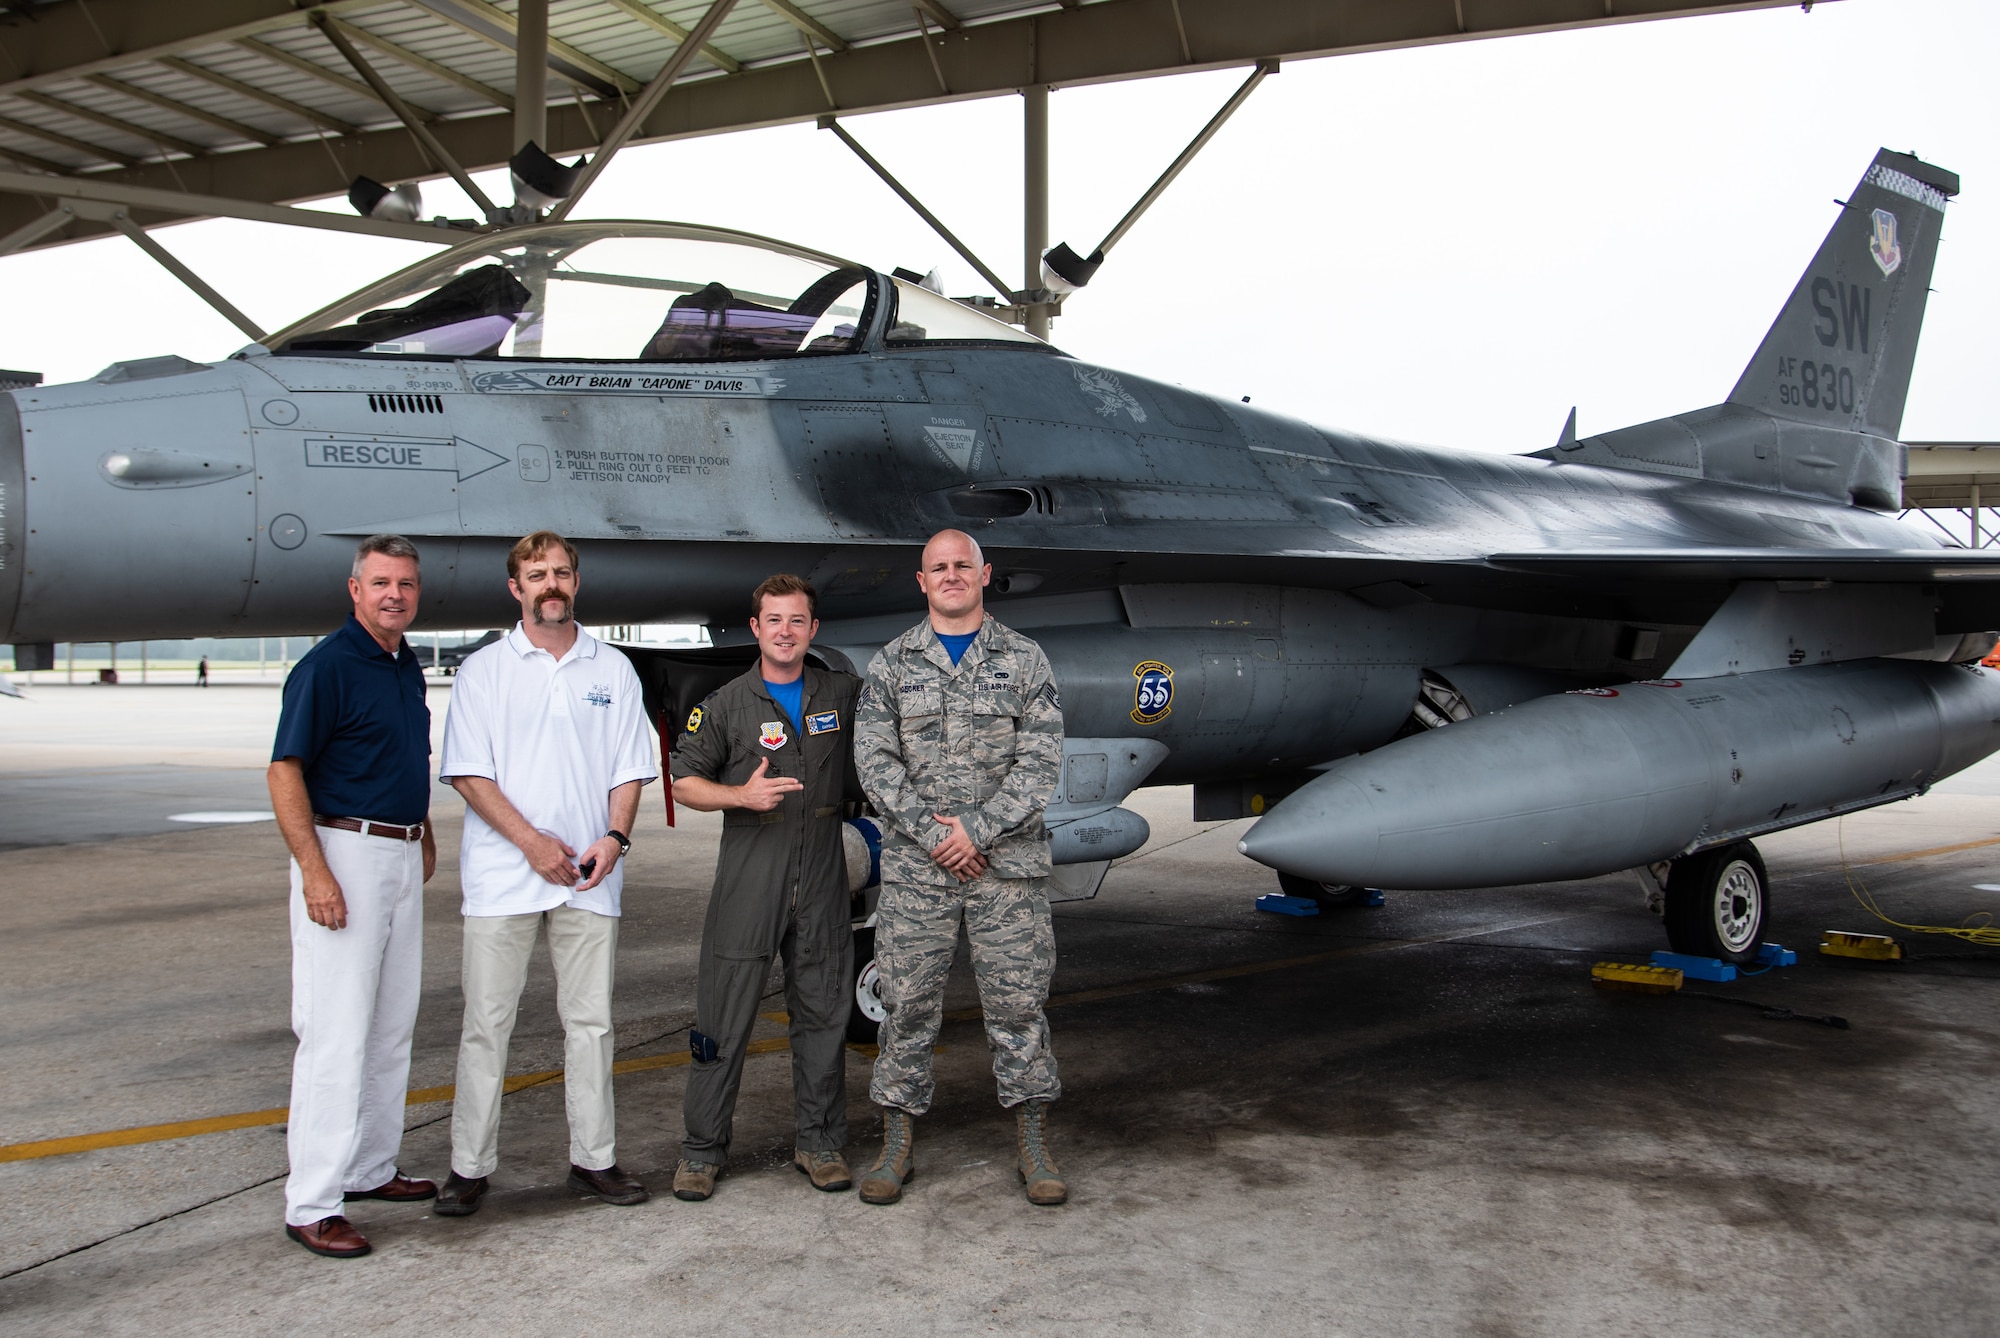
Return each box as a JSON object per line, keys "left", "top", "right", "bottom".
{"left": 272, "top": 615, "right": 432, "bottom": 825}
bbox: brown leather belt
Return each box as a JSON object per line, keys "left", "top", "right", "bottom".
{"left": 314, "top": 814, "right": 426, "bottom": 842}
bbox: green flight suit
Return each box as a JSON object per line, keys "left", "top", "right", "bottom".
{"left": 672, "top": 664, "right": 862, "bottom": 1164}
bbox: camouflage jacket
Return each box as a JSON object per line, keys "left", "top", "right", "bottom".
{"left": 855, "top": 614, "right": 1063, "bottom": 884}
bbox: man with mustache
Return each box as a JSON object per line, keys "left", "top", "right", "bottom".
{"left": 433, "top": 530, "right": 658, "bottom": 1216}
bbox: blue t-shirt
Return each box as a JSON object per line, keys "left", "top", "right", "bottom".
{"left": 272, "top": 615, "right": 432, "bottom": 824}
{"left": 937, "top": 631, "right": 978, "bottom": 666}
{"left": 764, "top": 677, "right": 804, "bottom": 732}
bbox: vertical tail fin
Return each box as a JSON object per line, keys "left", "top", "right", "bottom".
{"left": 1727, "top": 149, "right": 1957, "bottom": 440}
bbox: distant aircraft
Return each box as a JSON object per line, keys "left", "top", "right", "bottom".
{"left": 426, "top": 628, "right": 503, "bottom": 674}
{"left": 5, "top": 149, "right": 1996, "bottom": 991}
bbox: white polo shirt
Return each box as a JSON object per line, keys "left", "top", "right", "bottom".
{"left": 440, "top": 624, "right": 658, "bottom": 917}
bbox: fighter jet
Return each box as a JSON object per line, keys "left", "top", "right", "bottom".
{"left": 4, "top": 148, "right": 1996, "bottom": 971}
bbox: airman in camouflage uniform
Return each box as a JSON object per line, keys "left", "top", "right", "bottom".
{"left": 852, "top": 529, "right": 1069, "bottom": 1206}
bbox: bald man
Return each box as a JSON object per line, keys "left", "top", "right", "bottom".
{"left": 851, "top": 529, "right": 1068, "bottom": 1206}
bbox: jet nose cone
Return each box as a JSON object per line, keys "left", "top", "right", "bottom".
{"left": 1237, "top": 776, "right": 1381, "bottom": 885}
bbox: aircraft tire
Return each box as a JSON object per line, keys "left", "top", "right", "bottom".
{"left": 1276, "top": 873, "right": 1367, "bottom": 909}
{"left": 1663, "top": 841, "right": 1769, "bottom": 965}
{"left": 846, "top": 926, "right": 885, "bottom": 1045}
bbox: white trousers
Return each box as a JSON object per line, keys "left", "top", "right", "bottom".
{"left": 284, "top": 826, "right": 425, "bottom": 1226}
{"left": 451, "top": 905, "right": 619, "bottom": 1178}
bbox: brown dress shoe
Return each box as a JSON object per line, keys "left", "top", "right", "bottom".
{"left": 568, "top": 1163, "right": 649, "bottom": 1205}
{"left": 433, "top": 1171, "right": 488, "bottom": 1217}
{"left": 285, "top": 1215, "right": 371, "bottom": 1258}
{"left": 344, "top": 1171, "right": 437, "bottom": 1203}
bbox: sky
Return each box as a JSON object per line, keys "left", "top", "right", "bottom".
{"left": 1, "top": 0, "right": 1994, "bottom": 456}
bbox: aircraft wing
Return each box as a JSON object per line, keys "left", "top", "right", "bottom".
{"left": 1482, "top": 548, "right": 2000, "bottom": 582}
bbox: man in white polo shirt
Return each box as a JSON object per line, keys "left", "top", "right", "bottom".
{"left": 433, "top": 530, "right": 658, "bottom": 1216}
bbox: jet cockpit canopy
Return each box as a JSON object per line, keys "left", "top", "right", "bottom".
{"left": 263, "top": 221, "right": 1046, "bottom": 362}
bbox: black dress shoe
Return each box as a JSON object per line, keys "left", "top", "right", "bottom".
{"left": 568, "top": 1163, "right": 649, "bottom": 1205}
{"left": 433, "top": 1171, "right": 488, "bottom": 1217}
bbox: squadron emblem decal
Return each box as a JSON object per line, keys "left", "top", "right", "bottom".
{"left": 1130, "top": 660, "right": 1175, "bottom": 725}
{"left": 759, "top": 721, "right": 789, "bottom": 749}
{"left": 1074, "top": 366, "right": 1148, "bottom": 423}
{"left": 1869, "top": 208, "right": 1903, "bottom": 277}
{"left": 685, "top": 705, "right": 705, "bottom": 734}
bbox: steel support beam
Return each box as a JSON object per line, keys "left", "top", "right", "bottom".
{"left": 755, "top": 0, "right": 849, "bottom": 53}
{"left": 0, "top": 0, "right": 1816, "bottom": 250}
{"left": 821, "top": 116, "right": 1013, "bottom": 300}
{"left": 106, "top": 210, "right": 267, "bottom": 342}
{"left": 405, "top": 0, "right": 639, "bottom": 99}
{"left": 328, "top": 16, "right": 514, "bottom": 111}
{"left": 0, "top": 110, "right": 140, "bottom": 167}
{"left": 1022, "top": 84, "right": 1049, "bottom": 338}
{"left": 604, "top": 0, "right": 745, "bottom": 72}
{"left": 0, "top": 166, "right": 474, "bottom": 245}
{"left": 156, "top": 55, "right": 361, "bottom": 137}
{"left": 312, "top": 12, "right": 501, "bottom": 219}
{"left": 84, "top": 73, "right": 282, "bottom": 148}
{"left": 13, "top": 89, "right": 209, "bottom": 158}
{"left": 548, "top": 0, "right": 742, "bottom": 223}
{"left": 234, "top": 37, "right": 412, "bottom": 117}
{"left": 1094, "top": 58, "right": 1274, "bottom": 257}
{"left": 0, "top": 0, "right": 384, "bottom": 100}
{"left": 0, "top": 204, "right": 74, "bottom": 258}
{"left": 516, "top": 0, "right": 550, "bottom": 152}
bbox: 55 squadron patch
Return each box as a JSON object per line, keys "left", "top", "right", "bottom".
{"left": 685, "top": 705, "right": 705, "bottom": 734}
{"left": 1131, "top": 660, "right": 1174, "bottom": 725}
{"left": 759, "top": 721, "right": 789, "bottom": 749}
{"left": 806, "top": 710, "right": 840, "bottom": 735}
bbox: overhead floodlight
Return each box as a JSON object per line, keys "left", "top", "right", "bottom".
{"left": 347, "top": 176, "right": 423, "bottom": 223}
{"left": 1041, "top": 242, "right": 1104, "bottom": 294}
{"left": 510, "top": 141, "right": 587, "bottom": 212}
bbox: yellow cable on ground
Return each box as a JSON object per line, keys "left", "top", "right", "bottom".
{"left": 1837, "top": 817, "right": 2000, "bottom": 947}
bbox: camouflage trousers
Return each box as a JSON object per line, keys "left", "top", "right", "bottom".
{"left": 869, "top": 872, "right": 1060, "bottom": 1115}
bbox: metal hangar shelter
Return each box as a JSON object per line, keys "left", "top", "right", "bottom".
{"left": 0, "top": 0, "right": 1816, "bottom": 337}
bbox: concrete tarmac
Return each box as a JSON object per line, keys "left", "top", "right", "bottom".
{"left": 3, "top": 683, "right": 1999, "bottom": 1334}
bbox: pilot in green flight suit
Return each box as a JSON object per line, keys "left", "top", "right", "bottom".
{"left": 668, "top": 573, "right": 862, "bottom": 1200}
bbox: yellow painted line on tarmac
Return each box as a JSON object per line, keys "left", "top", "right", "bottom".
{"left": 1856, "top": 834, "right": 2000, "bottom": 865}
{"left": 0, "top": 876, "right": 1948, "bottom": 1166}
{"left": 0, "top": 1039, "right": 795, "bottom": 1165}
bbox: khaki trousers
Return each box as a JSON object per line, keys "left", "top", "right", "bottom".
{"left": 450, "top": 905, "right": 619, "bottom": 1177}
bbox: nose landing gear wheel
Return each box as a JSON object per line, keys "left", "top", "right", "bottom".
{"left": 1276, "top": 872, "right": 1367, "bottom": 909}
{"left": 1663, "top": 840, "right": 1768, "bottom": 964}
{"left": 847, "top": 926, "right": 886, "bottom": 1044}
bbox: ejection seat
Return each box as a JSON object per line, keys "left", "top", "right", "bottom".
{"left": 637, "top": 268, "right": 870, "bottom": 360}
{"left": 280, "top": 265, "right": 531, "bottom": 356}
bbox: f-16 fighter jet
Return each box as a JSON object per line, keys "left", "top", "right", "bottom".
{"left": 5, "top": 149, "right": 1994, "bottom": 970}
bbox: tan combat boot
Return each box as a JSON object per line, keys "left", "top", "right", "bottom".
{"left": 794, "top": 1147, "right": 853, "bottom": 1192}
{"left": 1015, "top": 1101, "right": 1067, "bottom": 1206}
{"left": 857, "top": 1108, "right": 916, "bottom": 1205}
{"left": 672, "top": 1159, "right": 718, "bottom": 1202}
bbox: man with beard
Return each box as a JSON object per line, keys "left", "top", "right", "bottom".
{"left": 433, "top": 530, "right": 658, "bottom": 1216}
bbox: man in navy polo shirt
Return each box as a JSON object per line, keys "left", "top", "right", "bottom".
{"left": 268, "top": 534, "right": 438, "bottom": 1259}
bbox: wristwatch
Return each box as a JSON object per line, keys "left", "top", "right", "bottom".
{"left": 607, "top": 829, "right": 631, "bottom": 856}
